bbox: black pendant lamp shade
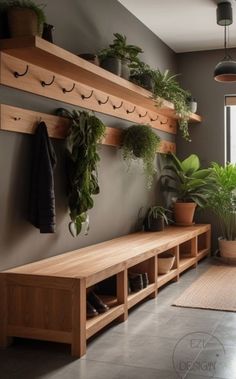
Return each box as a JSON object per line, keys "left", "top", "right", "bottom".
{"left": 214, "top": 2, "right": 236, "bottom": 82}
{"left": 217, "top": 1, "right": 233, "bottom": 26}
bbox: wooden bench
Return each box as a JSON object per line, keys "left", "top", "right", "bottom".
{"left": 0, "top": 224, "right": 211, "bottom": 357}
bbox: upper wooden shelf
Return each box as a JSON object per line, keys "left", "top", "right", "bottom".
{"left": 0, "top": 37, "right": 202, "bottom": 123}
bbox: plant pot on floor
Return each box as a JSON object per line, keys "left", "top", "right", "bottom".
{"left": 7, "top": 7, "right": 42, "bottom": 37}
{"left": 144, "top": 215, "right": 164, "bottom": 232}
{"left": 158, "top": 253, "right": 175, "bottom": 274}
{"left": 218, "top": 238, "right": 236, "bottom": 259}
{"left": 174, "top": 202, "right": 196, "bottom": 225}
{"left": 100, "top": 57, "right": 122, "bottom": 76}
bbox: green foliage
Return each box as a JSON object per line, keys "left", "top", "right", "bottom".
{"left": 161, "top": 153, "right": 210, "bottom": 207}
{"left": 98, "top": 33, "right": 143, "bottom": 63}
{"left": 1, "top": 0, "right": 46, "bottom": 28}
{"left": 122, "top": 124, "right": 160, "bottom": 189}
{"left": 207, "top": 162, "right": 236, "bottom": 240}
{"left": 151, "top": 69, "right": 191, "bottom": 141}
{"left": 56, "top": 108, "right": 106, "bottom": 237}
{"left": 147, "top": 205, "right": 172, "bottom": 225}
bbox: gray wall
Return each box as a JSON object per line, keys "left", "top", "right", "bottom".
{"left": 176, "top": 48, "right": 236, "bottom": 249}
{"left": 0, "top": 0, "right": 177, "bottom": 270}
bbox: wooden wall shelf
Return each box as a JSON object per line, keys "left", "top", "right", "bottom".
{"left": 0, "top": 104, "right": 176, "bottom": 154}
{"left": 0, "top": 37, "right": 202, "bottom": 132}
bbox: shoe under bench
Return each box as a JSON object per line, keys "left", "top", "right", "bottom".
{"left": 0, "top": 224, "right": 211, "bottom": 358}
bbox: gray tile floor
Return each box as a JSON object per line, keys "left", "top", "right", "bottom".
{"left": 1, "top": 258, "right": 236, "bottom": 379}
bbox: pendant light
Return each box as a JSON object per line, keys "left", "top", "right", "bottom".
{"left": 214, "top": 1, "right": 236, "bottom": 82}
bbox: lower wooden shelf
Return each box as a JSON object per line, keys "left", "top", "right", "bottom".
{"left": 179, "top": 256, "right": 196, "bottom": 273}
{"left": 86, "top": 304, "right": 124, "bottom": 339}
{"left": 127, "top": 283, "right": 156, "bottom": 309}
{"left": 197, "top": 248, "right": 209, "bottom": 261}
{"left": 157, "top": 269, "right": 178, "bottom": 288}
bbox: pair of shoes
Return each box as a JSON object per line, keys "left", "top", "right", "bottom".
{"left": 87, "top": 291, "right": 110, "bottom": 318}
{"left": 128, "top": 272, "right": 149, "bottom": 292}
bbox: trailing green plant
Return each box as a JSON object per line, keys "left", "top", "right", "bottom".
{"left": 1, "top": 0, "right": 46, "bottom": 29}
{"left": 152, "top": 69, "right": 191, "bottom": 141}
{"left": 56, "top": 108, "right": 106, "bottom": 237}
{"left": 161, "top": 153, "right": 210, "bottom": 207}
{"left": 207, "top": 162, "right": 236, "bottom": 240}
{"left": 122, "top": 124, "right": 160, "bottom": 189}
{"left": 98, "top": 33, "right": 143, "bottom": 63}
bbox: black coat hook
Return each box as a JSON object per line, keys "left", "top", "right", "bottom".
{"left": 81, "top": 90, "right": 94, "bottom": 100}
{"left": 113, "top": 101, "right": 123, "bottom": 110}
{"left": 14, "top": 65, "right": 29, "bottom": 78}
{"left": 13, "top": 116, "right": 21, "bottom": 121}
{"left": 63, "top": 83, "right": 75, "bottom": 93}
{"left": 160, "top": 119, "right": 168, "bottom": 125}
{"left": 139, "top": 111, "right": 148, "bottom": 118}
{"left": 150, "top": 115, "right": 159, "bottom": 122}
{"left": 126, "top": 106, "right": 136, "bottom": 114}
{"left": 41, "top": 75, "right": 55, "bottom": 87}
{"left": 98, "top": 96, "right": 109, "bottom": 105}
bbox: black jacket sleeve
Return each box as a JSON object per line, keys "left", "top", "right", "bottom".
{"left": 29, "top": 121, "right": 57, "bottom": 233}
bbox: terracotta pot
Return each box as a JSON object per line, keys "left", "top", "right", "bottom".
{"left": 219, "top": 238, "right": 236, "bottom": 258}
{"left": 174, "top": 202, "right": 196, "bottom": 225}
{"left": 8, "top": 8, "right": 42, "bottom": 37}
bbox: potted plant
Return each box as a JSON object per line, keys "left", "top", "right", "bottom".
{"left": 98, "top": 33, "right": 143, "bottom": 79}
{"left": 1, "top": 0, "right": 46, "bottom": 38}
{"left": 144, "top": 205, "right": 172, "bottom": 232}
{"left": 152, "top": 69, "right": 191, "bottom": 142}
{"left": 207, "top": 162, "right": 236, "bottom": 259}
{"left": 122, "top": 124, "right": 160, "bottom": 189}
{"left": 130, "top": 60, "right": 155, "bottom": 91}
{"left": 56, "top": 108, "right": 106, "bottom": 237}
{"left": 161, "top": 153, "right": 210, "bottom": 225}
{"left": 187, "top": 96, "right": 198, "bottom": 114}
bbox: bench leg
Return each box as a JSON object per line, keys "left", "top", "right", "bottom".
{"left": 117, "top": 270, "right": 128, "bottom": 322}
{"left": 71, "top": 279, "right": 86, "bottom": 358}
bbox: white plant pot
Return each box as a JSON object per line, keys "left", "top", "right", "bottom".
{"left": 219, "top": 238, "right": 236, "bottom": 258}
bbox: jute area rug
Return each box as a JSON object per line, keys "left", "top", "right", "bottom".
{"left": 173, "top": 265, "right": 236, "bottom": 312}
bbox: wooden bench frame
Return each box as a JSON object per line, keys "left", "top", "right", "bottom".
{"left": 0, "top": 225, "right": 211, "bottom": 357}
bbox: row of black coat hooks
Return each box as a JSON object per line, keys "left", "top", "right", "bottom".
{"left": 13, "top": 65, "right": 169, "bottom": 124}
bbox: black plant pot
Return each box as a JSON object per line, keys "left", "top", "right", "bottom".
{"left": 121, "top": 59, "right": 130, "bottom": 80}
{"left": 100, "top": 57, "right": 122, "bottom": 76}
{"left": 42, "top": 23, "right": 55, "bottom": 43}
{"left": 144, "top": 216, "right": 164, "bottom": 232}
{"left": 130, "top": 73, "right": 154, "bottom": 91}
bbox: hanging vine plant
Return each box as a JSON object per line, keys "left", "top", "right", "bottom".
{"left": 57, "top": 108, "right": 106, "bottom": 237}
{"left": 122, "top": 124, "right": 161, "bottom": 189}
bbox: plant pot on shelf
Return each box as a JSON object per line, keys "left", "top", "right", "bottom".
{"left": 131, "top": 73, "right": 155, "bottom": 91}
{"left": 158, "top": 253, "right": 175, "bottom": 274}
{"left": 79, "top": 53, "right": 100, "bottom": 66}
{"left": 218, "top": 238, "right": 236, "bottom": 259}
{"left": 42, "top": 23, "right": 55, "bottom": 43}
{"left": 174, "top": 202, "right": 196, "bottom": 225}
{"left": 144, "top": 215, "right": 164, "bottom": 232}
{"left": 189, "top": 100, "right": 198, "bottom": 114}
{"left": 121, "top": 58, "right": 130, "bottom": 80}
{"left": 100, "top": 57, "right": 122, "bottom": 76}
{"left": 7, "top": 7, "right": 42, "bottom": 37}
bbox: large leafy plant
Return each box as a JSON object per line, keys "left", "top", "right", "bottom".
{"left": 99, "top": 33, "right": 143, "bottom": 63}
{"left": 57, "top": 109, "right": 106, "bottom": 237}
{"left": 207, "top": 163, "right": 236, "bottom": 240}
{"left": 122, "top": 124, "right": 160, "bottom": 189}
{"left": 161, "top": 153, "right": 210, "bottom": 207}
{"left": 152, "top": 70, "right": 191, "bottom": 142}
